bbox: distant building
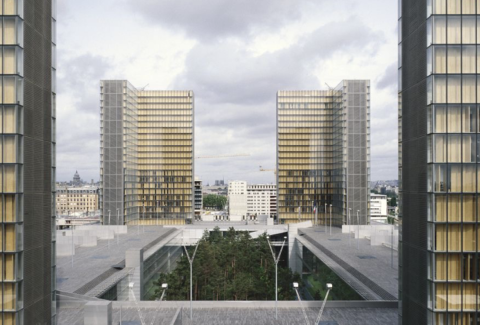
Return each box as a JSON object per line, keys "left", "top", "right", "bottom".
{"left": 203, "top": 185, "right": 228, "bottom": 196}
{"left": 277, "top": 81, "right": 370, "bottom": 225}
{"left": 194, "top": 179, "right": 203, "bottom": 217}
{"left": 214, "top": 180, "right": 225, "bottom": 186}
{"left": 370, "top": 194, "right": 387, "bottom": 223}
{"left": 100, "top": 80, "right": 194, "bottom": 225}
{"left": 247, "top": 184, "right": 277, "bottom": 218}
{"left": 73, "top": 170, "right": 82, "bottom": 186}
{"left": 56, "top": 185, "right": 99, "bottom": 216}
{"left": 228, "top": 181, "right": 247, "bottom": 217}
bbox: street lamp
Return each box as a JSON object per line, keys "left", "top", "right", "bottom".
{"left": 108, "top": 210, "right": 111, "bottom": 249}
{"left": 159, "top": 283, "right": 168, "bottom": 301}
{"left": 267, "top": 235, "right": 287, "bottom": 320}
{"left": 357, "top": 210, "right": 360, "bottom": 250}
{"left": 329, "top": 204, "right": 332, "bottom": 236}
{"left": 324, "top": 203, "right": 327, "bottom": 231}
{"left": 293, "top": 282, "right": 310, "bottom": 325}
{"left": 348, "top": 208, "right": 352, "bottom": 246}
{"left": 314, "top": 283, "right": 333, "bottom": 325}
{"left": 116, "top": 208, "right": 120, "bottom": 245}
{"left": 184, "top": 238, "right": 200, "bottom": 321}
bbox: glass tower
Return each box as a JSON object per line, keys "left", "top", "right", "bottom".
{"left": 100, "top": 81, "right": 194, "bottom": 225}
{"left": 276, "top": 81, "right": 370, "bottom": 225}
{"left": 400, "top": 0, "right": 480, "bottom": 323}
{"left": 0, "top": 0, "right": 56, "bottom": 324}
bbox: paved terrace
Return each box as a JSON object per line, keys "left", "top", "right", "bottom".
{"left": 56, "top": 226, "right": 178, "bottom": 297}
{"left": 57, "top": 299, "right": 398, "bottom": 325}
{"left": 297, "top": 226, "right": 398, "bottom": 301}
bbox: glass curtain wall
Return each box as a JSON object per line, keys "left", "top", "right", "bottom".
{"left": 0, "top": 0, "right": 24, "bottom": 324}
{"left": 277, "top": 90, "right": 344, "bottom": 225}
{"left": 137, "top": 91, "right": 194, "bottom": 225}
{"left": 426, "top": 0, "right": 480, "bottom": 323}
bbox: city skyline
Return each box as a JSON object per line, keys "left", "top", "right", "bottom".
{"left": 55, "top": 0, "right": 397, "bottom": 184}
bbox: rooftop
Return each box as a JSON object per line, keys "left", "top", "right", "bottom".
{"left": 298, "top": 226, "right": 398, "bottom": 301}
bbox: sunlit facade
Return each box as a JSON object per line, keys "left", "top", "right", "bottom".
{"left": 276, "top": 81, "right": 370, "bottom": 225}
{"left": 399, "top": 0, "right": 480, "bottom": 323}
{"left": 100, "top": 81, "right": 194, "bottom": 225}
{"left": 0, "top": 0, "right": 57, "bottom": 324}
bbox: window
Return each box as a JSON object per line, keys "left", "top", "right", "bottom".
{"left": 448, "top": 46, "right": 462, "bottom": 74}
{"left": 434, "top": 16, "right": 447, "bottom": 44}
{"left": 447, "top": 16, "right": 461, "bottom": 44}
{"left": 462, "top": 17, "right": 476, "bottom": 44}
{"left": 462, "top": 46, "right": 476, "bottom": 73}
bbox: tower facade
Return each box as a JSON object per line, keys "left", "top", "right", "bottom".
{"left": 0, "top": 0, "right": 56, "bottom": 324}
{"left": 276, "top": 81, "right": 370, "bottom": 225}
{"left": 100, "top": 81, "right": 194, "bottom": 225}
{"left": 399, "top": 0, "right": 480, "bottom": 323}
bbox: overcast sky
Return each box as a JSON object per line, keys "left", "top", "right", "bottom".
{"left": 56, "top": 0, "right": 398, "bottom": 185}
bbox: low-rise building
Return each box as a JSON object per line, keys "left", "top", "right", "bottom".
{"left": 370, "top": 194, "right": 387, "bottom": 223}
{"left": 247, "top": 184, "right": 277, "bottom": 218}
{"left": 194, "top": 179, "right": 203, "bottom": 218}
{"left": 56, "top": 185, "right": 99, "bottom": 216}
{"left": 228, "top": 181, "right": 247, "bottom": 218}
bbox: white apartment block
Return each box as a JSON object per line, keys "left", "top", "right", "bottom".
{"left": 247, "top": 184, "right": 277, "bottom": 217}
{"left": 370, "top": 194, "right": 387, "bottom": 216}
{"left": 228, "top": 181, "right": 248, "bottom": 217}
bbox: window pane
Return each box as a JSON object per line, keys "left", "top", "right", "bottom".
{"left": 447, "top": 16, "right": 461, "bottom": 44}
{"left": 434, "top": 76, "right": 446, "bottom": 103}
{"left": 3, "top": 106, "right": 15, "bottom": 133}
{"left": 463, "top": 0, "right": 476, "bottom": 13}
{"left": 434, "top": 16, "right": 447, "bottom": 44}
{"left": 3, "top": 47, "right": 15, "bottom": 75}
{"left": 463, "top": 106, "right": 476, "bottom": 133}
{"left": 447, "top": 0, "right": 461, "bottom": 13}
{"left": 436, "top": 195, "right": 447, "bottom": 221}
{"left": 3, "top": 136, "right": 15, "bottom": 163}
{"left": 434, "top": 165, "right": 447, "bottom": 192}
{"left": 434, "top": 46, "right": 446, "bottom": 73}
{"left": 5, "top": 195, "right": 15, "bottom": 222}
{"left": 3, "top": 76, "right": 15, "bottom": 104}
{"left": 448, "top": 46, "right": 461, "bottom": 73}
{"left": 463, "top": 76, "right": 476, "bottom": 103}
{"left": 435, "top": 135, "right": 447, "bottom": 162}
{"left": 448, "top": 76, "right": 461, "bottom": 103}
{"left": 448, "top": 164, "right": 462, "bottom": 191}
{"left": 463, "top": 164, "right": 476, "bottom": 191}
{"left": 436, "top": 254, "right": 447, "bottom": 280}
{"left": 4, "top": 165, "right": 15, "bottom": 193}
{"left": 462, "top": 17, "right": 476, "bottom": 44}
{"left": 4, "top": 0, "right": 16, "bottom": 15}
{"left": 436, "top": 224, "right": 447, "bottom": 251}
{"left": 448, "top": 106, "right": 461, "bottom": 132}
{"left": 434, "top": 0, "right": 446, "bottom": 14}
{"left": 448, "top": 135, "right": 461, "bottom": 162}
{"left": 434, "top": 106, "right": 446, "bottom": 132}
{"left": 464, "top": 195, "right": 476, "bottom": 222}
{"left": 463, "top": 46, "right": 476, "bottom": 73}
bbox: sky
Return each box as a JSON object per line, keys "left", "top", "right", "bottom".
{"left": 56, "top": 0, "right": 398, "bottom": 185}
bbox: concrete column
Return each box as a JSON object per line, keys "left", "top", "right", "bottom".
{"left": 126, "top": 248, "right": 144, "bottom": 301}
{"left": 288, "top": 221, "right": 312, "bottom": 274}
{"left": 84, "top": 301, "right": 112, "bottom": 325}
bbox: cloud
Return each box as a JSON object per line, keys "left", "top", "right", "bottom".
{"left": 178, "top": 18, "right": 384, "bottom": 183}
{"left": 127, "top": 0, "right": 318, "bottom": 41}
{"left": 56, "top": 53, "right": 115, "bottom": 182}
{"left": 377, "top": 62, "right": 398, "bottom": 90}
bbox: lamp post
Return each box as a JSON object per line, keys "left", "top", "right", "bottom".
{"left": 116, "top": 208, "right": 120, "bottom": 245}
{"left": 267, "top": 235, "right": 287, "bottom": 320}
{"left": 324, "top": 203, "right": 327, "bottom": 231}
{"left": 157, "top": 200, "right": 160, "bottom": 226}
{"left": 108, "top": 210, "right": 111, "bottom": 249}
{"left": 348, "top": 208, "right": 351, "bottom": 246}
{"left": 329, "top": 204, "right": 332, "bottom": 236}
{"left": 293, "top": 282, "right": 310, "bottom": 325}
{"left": 357, "top": 210, "right": 360, "bottom": 250}
{"left": 314, "top": 283, "right": 333, "bottom": 325}
{"left": 184, "top": 238, "right": 200, "bottom": 322}
{"left": 159, "top": 283, "right": 168, "bottom": 301}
